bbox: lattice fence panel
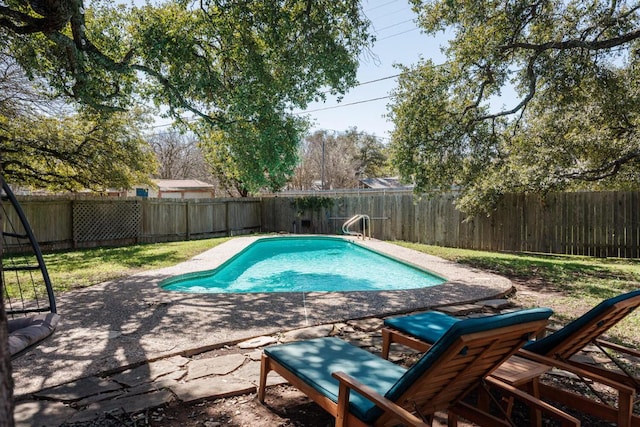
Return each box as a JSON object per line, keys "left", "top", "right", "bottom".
{"left": 73, "top": 200, "right": 141, "bottom": 242}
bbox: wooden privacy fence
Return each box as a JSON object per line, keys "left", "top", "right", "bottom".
{"left": 261, "top": 191, "right": 640, "bottom": 258}
{"left": 4, "top": 196, "right": 261, "bottom": 251}
{"left": 4, "top": 190, "right": 640, "bottom": 257}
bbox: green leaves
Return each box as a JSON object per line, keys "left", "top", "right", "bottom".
{"left": 199, "top": 110, "right": 307, "bottom": 196}
{"left": 1, "top": 108, "right": 157, "bottom": 191}
{"left": 390, "top": 0, "right": 640, "bottom": 215}
{"left": 291, "top": 196, "right": 334, "bottom": 216}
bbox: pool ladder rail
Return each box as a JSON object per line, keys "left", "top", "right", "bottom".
{"left": 342, "top": 214, "right": 371, "bottom": 240}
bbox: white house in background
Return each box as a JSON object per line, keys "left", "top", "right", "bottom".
{"left": 129, "top": 179, "right": 215, "bottom": 199}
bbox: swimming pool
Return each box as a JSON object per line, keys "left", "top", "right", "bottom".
{"left": 161, "top": 236, "right": 445, "bottom": 293}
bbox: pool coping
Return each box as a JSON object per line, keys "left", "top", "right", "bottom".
{"left": 11, "top": 235, "right": 513, "bottom": 398}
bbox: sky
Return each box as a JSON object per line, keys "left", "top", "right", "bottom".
{"left": 297, "top": 0, "right": 449, "bottom": 141}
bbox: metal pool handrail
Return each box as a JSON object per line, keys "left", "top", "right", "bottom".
{"left": 342, "top": 214, "right": 371, "bottom": 239}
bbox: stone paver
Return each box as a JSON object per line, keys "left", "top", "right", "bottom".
{"left": 72, "top": 389, "right": 124, "bottom": 408}
{"left": 479, "top": 299, "right": 512, "bottom": 309}
{"left": 231, "top": 358, "right": 288, "bottom": 388}
{"left": 186, "top": 353, "right": 246, "bottom": 381}
{"left": 245, "top": 350, "right": 262, "bottom": 361}
{"left": 69, "top": 390, "right": 174, "bottom": 423}
{"left": 238, "top": 336, "right": 278, "bottom": 349}
{"left": 170, "top": 377, "right": 255, "bottom": 403}
{"left": 111, "top": 359, "right": 183, "bottom": 387}
{"left": 347, "top": 318, "right": 384, "bottom": 332}
{"left": 158, "top": 369, "right": 187, "bottom": 382}
{"left": 33, "top": 377, "right": 122, "bottom": 402}
{"left": 438, "top": 303, "right": 485, "bottom": 315}
{"left": 280, "top": 324, "right": 334, "bottom": 342}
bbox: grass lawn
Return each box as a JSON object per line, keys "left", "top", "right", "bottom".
{"left": 4, "top": 237, "right": 231, "bottom": 296}
{"left": 394, "top": 241, "right": 640, "bottom": 346}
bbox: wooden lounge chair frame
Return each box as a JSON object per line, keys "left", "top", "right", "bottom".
{"left": 381, "top": 291, "right": 640, "bottom": 427}
{"left": 259, "top": 309, "right": 565, "bottom": 427}
{"left": 523, "top": 290, "right": 640, "bottom": 389}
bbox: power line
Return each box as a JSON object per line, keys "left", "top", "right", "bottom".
{"left": 375, "top": 18, "right": 415, "bottom": 33}
{"left": 320, "top": 72, "right": 401, "bottom": 95}
{"left": 357, "top": 73, "right": 401, "bottom": 85}
{"left": 363, "top": 0, "right": 399, "bottom": 13}
{"left": 368, "top": 6, "right": 413, "bottom": 22}
{"left": 377, "top": 27, "right": 420, "bottom": 41}
{"left": 296, "top": 95, "right": 391, "bottom": 114}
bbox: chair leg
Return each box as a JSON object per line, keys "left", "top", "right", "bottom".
{"left": 529, "top": 379, "right": 542, "bottom": 427}
{"left": 618, "top": 388, "right": 633, "bottom": 427}
{"left": 381, "top": 328, "right": 391, "bottom": 359}
{"left": 446, "top": 411, "right": 456, "bottom": 426}
{"left": 336, "top": 381, "right": 350, "bottom": 427}
{"left": 258, "top": 353, "right": 269, "bottom": 403}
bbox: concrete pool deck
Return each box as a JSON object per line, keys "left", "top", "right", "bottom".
{"left": 11, "top": 235, "right": 513, "bottom": 417}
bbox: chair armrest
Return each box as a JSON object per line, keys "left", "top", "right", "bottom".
{"left": 485, "top": 377, "right": 581, "bottom": 426}
{"left": 518, "top": 349, "right": 636, "bottom": 393}
{"left": 331, "top": 371, "right": 429, "bottom": 427}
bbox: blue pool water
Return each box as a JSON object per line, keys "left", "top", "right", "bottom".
{"left": 161, "top": 236, "right": 445, "bottom": 293}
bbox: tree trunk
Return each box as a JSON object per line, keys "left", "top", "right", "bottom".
{"left": 0, "top": 162, "right": 16, "bottom": 426}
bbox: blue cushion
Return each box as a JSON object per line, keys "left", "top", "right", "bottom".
{"left": 384, "top": 311, "right": 460, "bottom": 344}
{"left": 264, "top": 336, "right": 406, "bottom": 423}
{"left": 523, "top": 289, "right": 640, "bottom": 355}
{"left": 385, "top": 308, "right": 553, "bottom": 401}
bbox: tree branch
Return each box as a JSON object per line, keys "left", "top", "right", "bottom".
{"left": 130, "top": 63, "right": 227, "bottom": 127}
{"left": 561, "top": 150, "right": 640, "bottom": 182}
{"left": 0, "top": 5, "right": 61, "bottom": 34}
{"left": 501, "top": 28, "right": 640, "bottom": 52}
{"left": 471, "top": 55, "right": 538, "bottom": 121}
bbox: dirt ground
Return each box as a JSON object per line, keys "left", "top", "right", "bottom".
{"left": 70, "top": 276, "right": 627, "bottom": 427}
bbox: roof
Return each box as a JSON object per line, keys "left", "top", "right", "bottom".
{"left": 152, "top": 179, "right": 215, "bottom": 191}
{"left": 359, "top": 177, "right": 413, "bottom": 189}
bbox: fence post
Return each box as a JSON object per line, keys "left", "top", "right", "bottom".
{"left": 186, "top": 200, "right": 191, "bottom": 241}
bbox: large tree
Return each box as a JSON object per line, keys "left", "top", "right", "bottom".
{"left": 0, "top": 1, "right": 373, "bottom": 424}
{"left": 389, "top": 0, "right": 640, "bottom": 215}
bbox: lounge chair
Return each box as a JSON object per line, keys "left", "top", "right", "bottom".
{"left": 381, "top": 289, "right": 640, "bottom": 427}
{"left": 259, "top": 308, "right": 559, "bottom": 427}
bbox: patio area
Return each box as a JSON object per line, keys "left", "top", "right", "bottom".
{"left": 11, "top": 236, "right": 514, "bottom": 425}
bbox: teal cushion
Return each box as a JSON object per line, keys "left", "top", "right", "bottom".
{"left": 384, "top": 311, "right": 460, "bottom": 344}
{"left": 385, "top": 308, "right": 553, "bottom": 401}
{"left": 264, "top": 336, "right": 406, "bottom": 423}
{"left": 524, "top": 289, "right": 640, "bottom": 355}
